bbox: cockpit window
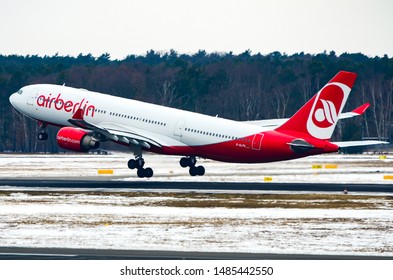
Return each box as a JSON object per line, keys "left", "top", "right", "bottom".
{"left": 17, "top": 89, "right": 23, "bottom": 95}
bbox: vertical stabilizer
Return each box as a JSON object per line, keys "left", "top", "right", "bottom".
{"left": 276, "top": 71, "right": 357, "bottom": 140}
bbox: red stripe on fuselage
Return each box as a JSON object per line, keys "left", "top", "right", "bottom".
{"left": 150, "top": 131, "right": 339, "bottom": 163}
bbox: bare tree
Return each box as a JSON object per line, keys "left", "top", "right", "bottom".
{"left": 239, "top": 88, "right": 260, "bottom": 120}
{"left": 367, "top": 76, "right": 393, "bottom": 140}
{"left": 298, "top": 74, "right": 313, "bottom": 103}
{"left": 158, "top": 80, "right": 178, "bottom": 107}
{"left": 273, "top": 84, "right": 293, "bottom": 118}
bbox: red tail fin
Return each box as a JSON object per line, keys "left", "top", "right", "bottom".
{"left": 276, "top": 71, "right": 357, "bottom": 140}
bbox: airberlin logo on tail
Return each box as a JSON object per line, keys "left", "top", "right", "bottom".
{"left": 313, "top": 99, "right": 338, "bottom": 127}
{"left": 37, "top": 93, "right": 95, "bottom": 117}
{"left": 306, "top": 82, "right": 350, "bottom": 140}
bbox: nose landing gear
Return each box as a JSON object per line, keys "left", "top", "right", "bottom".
{"left": 38, "top": 132, "right": 48, "bottom": 141}
{"left": 37, "top": 121, "right": 48, "bottom": 141}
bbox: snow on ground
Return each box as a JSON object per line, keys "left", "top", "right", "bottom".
{"left": 0, "top": 191, "right": 392, "bottom": 256}
{"left": 0, "top": 153, "right": 393, "bottom": 256}
{"left": 1, "top": 152, "right": 393, "bottom": 184}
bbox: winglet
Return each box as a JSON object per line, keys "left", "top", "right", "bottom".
{"left": 71, "top": 108, "right": 84, "bottom": 120}
{"left": 352, "top": 103, "right": 370, "bottom": 115}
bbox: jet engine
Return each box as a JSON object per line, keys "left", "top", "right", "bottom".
{"left": 57, "top": 127, "right": 99, "bottom": 152}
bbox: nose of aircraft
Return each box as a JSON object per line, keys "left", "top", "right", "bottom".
{"left": 9, "top": 90, "right": 24, "bottom": 111}
{"left": 9, "top": 92, "right": 18, "bottom": 108}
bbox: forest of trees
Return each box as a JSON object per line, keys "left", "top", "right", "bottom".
{"left": 0, "top": 50, "right": 392, "bottom": 153}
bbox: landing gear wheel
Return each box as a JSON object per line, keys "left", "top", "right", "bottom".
{"left": 128, "top": 158, "right": 144, "bottom": 170}
{"left": 38, "top": 132, "right": 48, "bottom": 141}
{"left": 37, "top": 121, "right": 48, "bottom": 141}
{"left": 189, "top": 166, "right": 198, "bottom": 176}
{"left": 137, "top": 167, "right": 154, "bottom": 178}
{"left": 189, "top": 165, "right": 205, "bottom": 176}
{"left": 144, "top": 167, "right": 154, "bottom": 178}
{"left": 128, "top": 159, "right": 136, "bottom": 169}
{"left": 196, "top": 165, "right": 205, "bottom": 176}
{"left": 180, "top": 157, "right": 190, "bottom": 168}
{"left": 137, "top": 168, "right": 145, "bottom": 178}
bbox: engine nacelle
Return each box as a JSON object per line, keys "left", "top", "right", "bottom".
{"left": 57, "top": 127, "right": 99, "bottom": 152}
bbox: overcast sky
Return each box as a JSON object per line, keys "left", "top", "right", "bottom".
{"left": 1, "top": 0, "right": 392, "bottom": 59}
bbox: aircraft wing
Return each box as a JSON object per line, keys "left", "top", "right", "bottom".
{"left": 245, "top": 103, "right": 370, "bottom": 128}
{"left": 245, "top": 118, "right": 287, "bottom": 128}
{"left": 67, "top": 109, "right": 180, "bottom": 149}
{"left": 333, "top": 140, "right": 389, "bottom": 148}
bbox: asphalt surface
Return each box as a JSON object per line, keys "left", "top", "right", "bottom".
{"left": 1, "top": 247, "right": 392, "bottom": 260}
{"left": 1, "top": 179, "right": 393, "bottom": 192}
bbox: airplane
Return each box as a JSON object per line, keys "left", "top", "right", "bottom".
{"left": 9, "top": 71, "right": 387, "bottom": 178}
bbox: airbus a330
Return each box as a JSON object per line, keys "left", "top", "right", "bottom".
{"left": 9, "top": 71, "right": 386, "bottom": 178}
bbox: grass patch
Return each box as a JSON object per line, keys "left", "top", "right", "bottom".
{"left": 1, "top": 190, "right": 392, "bottom": 209}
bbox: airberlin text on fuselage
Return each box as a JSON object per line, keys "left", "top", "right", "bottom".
{"left": 37, "top": 93, "right": 95, "bottom": 117}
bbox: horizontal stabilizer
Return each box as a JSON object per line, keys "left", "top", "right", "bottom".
{"left": 352, "top": 103, "right": 370, "bottom": 115}
{"left": 246, "top": 103, "right": 369, "bottom": 128}
{"left": 333, "top": 140, "right": 389, "bottom": 148}
{"left": 339, "top": 103, "right": 370, "bottom": 119}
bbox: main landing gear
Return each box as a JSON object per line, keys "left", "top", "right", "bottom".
{"left": 128, "top": 146, "right": 205, "bottom": 178}
{"left": 180, "top": 156, "right": 205, "bottom": 176}
{"left": 128, "top": 157, "right": 154, "bottom": 178}
{"left": 127, "top": 154, "right": 205, "bottom": 178}
{"left": 128, "top": 145, "right": 153, "bottom": 178}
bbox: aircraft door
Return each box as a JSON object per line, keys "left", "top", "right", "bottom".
{"left": 251, "top": 133, "right": 264, "bottom": 150}
{"left": 174, "top": 120, "right": 186, "bottom": 137}
{"left": 27, "top": 89, "right": 37, "bottom": 105}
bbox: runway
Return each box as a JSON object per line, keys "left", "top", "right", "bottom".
{"left": 1, "top": 180, "right": 393, "bottom": 258}
{"left": 1, "top": 247, "right": 393, "bottom": 260}
{"left": 2, "top": 179, "right": 393, "bottom": 193}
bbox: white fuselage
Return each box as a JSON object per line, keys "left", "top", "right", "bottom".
{"left": 10, "top": 84, "right": 265, "bottom": 151}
